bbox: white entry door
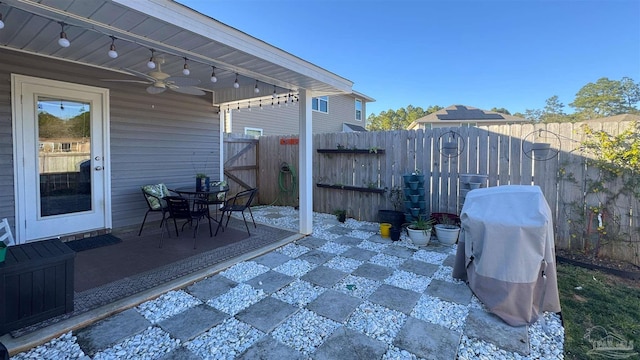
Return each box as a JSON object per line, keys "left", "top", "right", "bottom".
{"left": 13, "top": 75, "right": 111, "bottom": 242}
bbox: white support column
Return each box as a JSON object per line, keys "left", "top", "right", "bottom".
{"left": 219, "top": 109, "right": 225, "bottom": 181}
{"left": 298, "top": 89, "right": 313, "bottom": 235}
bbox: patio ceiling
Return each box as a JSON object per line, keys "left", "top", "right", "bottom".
{"left": 0, "top": 0, "right": 353, "bottom": 104}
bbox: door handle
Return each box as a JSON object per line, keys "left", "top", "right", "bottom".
{"left": 95, "top": 166, "right": 103, "bottom": 171}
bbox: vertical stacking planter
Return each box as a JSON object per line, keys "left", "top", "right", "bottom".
{"left": 403, "top": 173, "right": 428, "bottom": 223}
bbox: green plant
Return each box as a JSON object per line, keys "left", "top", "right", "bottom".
{"left": 388, "top": 186, "right": 404, "bottom": 211}
{"left": 369, "top": 146, "right": 379, "bottom": 154}
{"left": 336, "top": 143, "right": 345, "bottom": 150}
{"left": 436, "top": 214, "right": 459, "bottom": 228}
{"left": 408, "top": 215, "right": 435, "bottom": 230}
{"left": 333, "top": 209, "right": 347, "bottom": 222}
{"left": 196, "top": 173, "right": 208, "bottom": 178}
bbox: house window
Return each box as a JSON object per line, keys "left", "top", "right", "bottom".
{"left": 244, "top": 127, "right": 263, "bottom": 137}
{"left": 312, "top": 96, "right": 328, "bottom": 113}
{"left": 355, "top": 99, "right": 362, "bottom": 121}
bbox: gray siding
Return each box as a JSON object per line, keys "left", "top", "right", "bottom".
{"left": 0, "top": 50, "right": 220, "bottom": 234}
{"left": 228, "top": 94, "right": 366, "bottom": 135}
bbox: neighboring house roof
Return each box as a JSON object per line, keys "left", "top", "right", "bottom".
{"left": 343, "top": 123, "right": 367, "bottom": 132}
{"left": 408, "top": 105, "right": 528, "bottom": 129}
{"left": 583, "top": 114, "right": 640, "bottom": 123}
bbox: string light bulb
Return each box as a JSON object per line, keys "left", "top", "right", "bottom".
{"left": 254, "top": 80, "right": 260, "bottom": 94}
{"left": 58, "top": 22, "right": 70, "bottom": 47}
{"left": 210, "top": 66, "right": 217, "bottom": 83}
{"left": 107, "top": 36, "right": 118, "bottom": 58}
{"left": 182, "top": 57, "right": 190, "bottom": 76}
{"left": 233, "top": 73, "right": 240, "bottom": 88}
{"left": 147, "top": 49, "right": 156, "bottom": 69}
{"left": 272, "top": 85, "right": 277, "bottom": 98}
{"left": 0, "top": 11, "right": 5, "bottom": 30}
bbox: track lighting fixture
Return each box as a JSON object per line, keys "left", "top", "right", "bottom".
{"left": 107, "top": 36, "right": 118, "bottom": 58}
{"left": 254, "top": 80, "right": 260, "bottom": 94}
{"left": 210, "top": 66, "right": 217, "bottom": 83}
{"left": 147, "top": 49, "right": 156, "bottom": 69}
{"left": 182, "top": 57, "right": 190, "bottom": 76}
{"left": 233, "top": 73, "right": 240, "bottom": 88}
{"left": 58, "top": 22, "right": 70, "bottom": 47}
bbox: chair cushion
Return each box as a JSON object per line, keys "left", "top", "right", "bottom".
{"left": 142, "top": 184, "right": 170, "bottom": 210}
{"left": 210, "top": 181, "right": 227, "bottom": 201}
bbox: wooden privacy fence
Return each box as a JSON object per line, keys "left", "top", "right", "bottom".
{"left": 223, "top": 134, "right": 258, "bottom": 197}
{"left": 256, "top": 121, "right": 640, "bottom": 266}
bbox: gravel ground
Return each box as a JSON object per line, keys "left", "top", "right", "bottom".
{"left": 10, "top": 206, "right": 564, "bottom": 360}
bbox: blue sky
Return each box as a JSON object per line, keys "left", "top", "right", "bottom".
{"left": 178, "top": 0, "right": 640, "bottom": 117}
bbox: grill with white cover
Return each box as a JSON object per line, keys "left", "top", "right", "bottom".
{"left": 452, "top": 185, "right": 561, "bottom": 326}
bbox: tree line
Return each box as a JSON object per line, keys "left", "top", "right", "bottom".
{"left": 366, "top": 77, "right": 640, "bottom": 131}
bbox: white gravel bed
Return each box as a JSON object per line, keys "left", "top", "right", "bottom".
{"left": 311, "top": 225, "right": 341, "bottom": 240}
{"left": 346, "top": 301, "right": 407, "bottom": 343}
{"left": 207, "top": 283, "right": 266, "bottom": 315}
{"left": 528, "top": 312, "right": 565, "bottom": 359}
{"left": 272, "top": 279, "right": 325, "bottom": 307}
{"left": 385, "top": 270, "right": 432, "bottom": 293}
{"left": 432, "top": 265, "right": 465, "bottom": 284}
{"left": 317, "top": 241, "right": 351, "bottom": 254}
{"left": 348, "top": 229, "right": 377, "bottom": 239}
{"left": 333, "top": 275, "right": 381, "bottom": 299}
{"left": 273, "top": 258, "right": 317, "bottom": 277}
{"left": 93, "top": 326, "right": 178, "bottom": 360}
{"left": 324, "top": 255, "right": 364, "bottom": 273}
{"left": 271, "top": 308, "right": 340, "bottom": 354}
{"left": 382, "top": 345, "right": 420, "bottom": 360}
{"left": 369, "top": 253, "right": 406, "bottom": 268}
{"left": 411, "top": 249, "right": 448, "bottom": 265}
{"left": 186, "top": 317, "right": 264, "bottom": 360}
{"left": 220, "top": 261, "right": 270, "bottom": 282}
{"left": 136, "top": 290, "right": 201, "bottom": 324}
{"left": 468, "top": 295, "right": 486, "bottom": 310}
{"left": 357, "top": 239, "right": 389, "bottom": 252}
{"left": 411, "top": 295, "right": 469, "bottom": 331}
{"left": 275, "top": 243, "right": 310, "bottom": 258}
{"left": 11, "top": 332, "right": 85, "bottom": 360}
{"left": 458, "top": 335, "right": 526, "bottom": 360}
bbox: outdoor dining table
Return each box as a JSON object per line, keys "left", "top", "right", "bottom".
{"left": 170, "top": 185, "right": 229, "bottom": 233}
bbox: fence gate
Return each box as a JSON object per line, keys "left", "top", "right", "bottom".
{"left": 223, "top": 134, "right": 258, "bottom": 199}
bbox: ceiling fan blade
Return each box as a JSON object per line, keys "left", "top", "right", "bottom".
{"left": 101, "top": 79, "right": 151, "bottom": 84}
{"left": 166, "top": 77, "right": 201, "bottom": 87}
{"left": 146, "top": 85, "right": 166, "bottom": 94}
{"left": 123, "top": 68, "right": 157, "bottom": 82}
{"left": 169, "top": 86, "right": 206, "bottom": 96}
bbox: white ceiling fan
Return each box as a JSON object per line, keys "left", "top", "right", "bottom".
{"left": 104, "top": 58, "right": 206, "bottom": 96}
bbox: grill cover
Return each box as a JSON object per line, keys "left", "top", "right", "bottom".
{"left": 452, "top": 185, "right": 561, "bottom": 326}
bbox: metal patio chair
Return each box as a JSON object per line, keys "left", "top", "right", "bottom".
{"left": 162, "top": 195, "right": 211, "bottom": 249}
{"left": 215, "top": 188, "right": 258, "bottom": 236}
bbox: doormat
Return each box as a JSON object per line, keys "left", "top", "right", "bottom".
{"left": 64, "top": 234, "right": 122, "bottom": 252}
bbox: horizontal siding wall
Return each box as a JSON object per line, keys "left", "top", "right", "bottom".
{"left": 230, "top": 103, "right": 298, "bottom": 136}
{"left": 0, "top": 50, "right": 220, "bottom": 234}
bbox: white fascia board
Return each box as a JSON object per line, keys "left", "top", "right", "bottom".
{"left": 114, "top": 0, "right": 353, "bottom": 93}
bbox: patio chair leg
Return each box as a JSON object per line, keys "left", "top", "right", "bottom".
{"left": 248, "top": 207, "right": 257, "bottom": 228}
{"left": 173, "top": 218, "right": 180, "bottom": 237}
{"left": 138, "top": 211, "right": 151, "bottom": 236}
{"left": 242, "top": 212, "right": 250, "bottom": 235}
{"left": 214, "top": 211, "right": 227, "bottom": 236}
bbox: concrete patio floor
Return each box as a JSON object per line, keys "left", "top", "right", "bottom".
{"left": 7, "top": 206, "right": 564, "bottom": 359}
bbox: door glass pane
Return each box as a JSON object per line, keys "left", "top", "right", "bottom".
{"left": 37, "top": 97, "right": 92, "bottom": 217}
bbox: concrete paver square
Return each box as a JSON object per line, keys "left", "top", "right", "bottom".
{"left": 186, "top": 274, "right": 237, "bottom": 301}
{"left": 238, "top": 336, "right": 305, "bottom": 360}
{"left": 245, "top": 270, "right": 294, "bottom": 294}
{"left": 75, "top": 308, "right": 150, "bottom": 356}
{"left": 327, "top": 226, "right": 352, "bottom": 235}
{"left": 368, "top": 284, "right": 421, "bottom": 314}
{"left": 297, "top": 236, "right": 328, "bottom": 249}
{"left": 340, "top": 247, "right": 377, "bottom": 262}
{"left": 425, "top": 279, "right": 473, "bottom": 305}
{"left": 464, "top": 308, "right": 529, "bottom": 355}
{"left": 367, "top": 235, "right": 393, "bottom": 244}
{"left": 351, "top": 263, "right": 394, "bottom": 281}
{"left": 307, "top": 289, "right": 363, "bottom": 323}
{"left": 382, "top": 245, "right": 415, "bottom": 259}
{"left": 158, "top": 346, "right": 202, "bottom": 360}
{"left": 334, "top": 235, "right": 365, "bottom": 246}
{"left": 297, "top": 249, "right": 336, "bottom": 265}
{"left": 398, "top": 259, "right": 439, "bottom": 277}
{"left": 236, "top": 297, "right": 298, "bottom": 333}
{"left": 313, "top": 327, "right": 387, "bottom": 360}
{"left": 393, "top": 317, "right": 461, "bottom": 360}
{"left": 253, "top": 251, "right": 292, "bottom": 268}
{"left": 301, "top": 266, "right": 347, "bottom": 288}
{"left": 158, "top": 304, "right": 227, "bottom": 341}
{"left": 442, "top": 254, "right": 456, "bottom": 268}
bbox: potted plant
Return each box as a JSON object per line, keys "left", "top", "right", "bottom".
{"left": 406, "top": 215, "right": 435, "bottom": 247}
{"left": 378, "top": 186, "right": 405, "bottom": 229}
{"left": 434, "top": 214, "right": 460, "bottom": 245}
{"left": 333, "top": 209, "right": 347, "bottom": 223}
